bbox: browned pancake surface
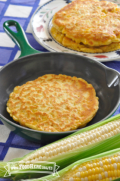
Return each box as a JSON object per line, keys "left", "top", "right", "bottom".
{"left": 51, "top": 0, "right": 120, "bottom": 52}
{"left": 7, "top": 74, "right": 99, "bottom": 132}
{"left": 51, "top": 26, "right": 120, "bottom": 53}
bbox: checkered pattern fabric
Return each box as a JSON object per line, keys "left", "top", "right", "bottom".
{"left": 0, "top": 1, "right": 120, "bottom": 181}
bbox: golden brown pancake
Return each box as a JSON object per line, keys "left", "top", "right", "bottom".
{"left": 51, "top": 0, "right": 120, "bottom": 53}
{"left": 7, "top": 74, "right": 99, "bottom": 132}
{"left": 51, "top": 26, "right": 120, "bottom": 53}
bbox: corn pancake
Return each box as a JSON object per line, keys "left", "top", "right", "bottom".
{"left": 51, "top": 26, "right": 120, "bottom": 53}
{"left": 7, "top": 74, "right": 99, "bottom": 132}
{"left": 51, "top": 0, "right": 120, "bottom": 52}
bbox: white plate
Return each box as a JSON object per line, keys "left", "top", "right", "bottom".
{"left": 31, "top": 0, "right": 120, "bottom": 62}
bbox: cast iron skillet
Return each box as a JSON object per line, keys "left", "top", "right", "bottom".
{"left": 0, "top": 20, "right": 120, "bottom": 144}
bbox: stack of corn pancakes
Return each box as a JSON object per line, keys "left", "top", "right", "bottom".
{"left": 51, "top": 0, "right": 120, "bottom": 53}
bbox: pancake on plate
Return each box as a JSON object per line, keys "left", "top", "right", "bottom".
{"left": 51, "top": 0, "right": 120, "bottom": 53}
{"left": 7, "top": 74, "right": 99, "bottom": 132}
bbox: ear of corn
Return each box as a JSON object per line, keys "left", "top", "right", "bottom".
{"left": 25, "top": 148, "right": 120, "bottom": 181}
{"left": 1, "top": 114, "right": 120, "bottom": 180}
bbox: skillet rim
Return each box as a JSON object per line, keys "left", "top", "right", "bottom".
{"left": 0, "top": 52, "right": 120, "bottom": 135}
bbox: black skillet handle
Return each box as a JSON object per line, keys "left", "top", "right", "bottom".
{"left": 3, "top": 20, "right": 40, "bottom": 58}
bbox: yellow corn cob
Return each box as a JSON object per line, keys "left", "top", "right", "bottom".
{"left": 60, "top": 153, "right": 120, "bottom": 181}
{"left": 28, "top": 148, "right": 120, "bottom": 181}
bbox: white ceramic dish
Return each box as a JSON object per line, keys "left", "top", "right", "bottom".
{"left": 31, "top": 0, "right": 120, "bottom": 62}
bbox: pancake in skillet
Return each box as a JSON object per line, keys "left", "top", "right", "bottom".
{"left": 7, "top": 74, "right": 99, "bottom": 132}
{"left": 51, "top": 0, "right": 120, "bottom": 53}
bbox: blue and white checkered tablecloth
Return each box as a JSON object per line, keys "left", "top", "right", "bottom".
{"left": 0, "top": 1, "right": 120, "bottom": 181}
